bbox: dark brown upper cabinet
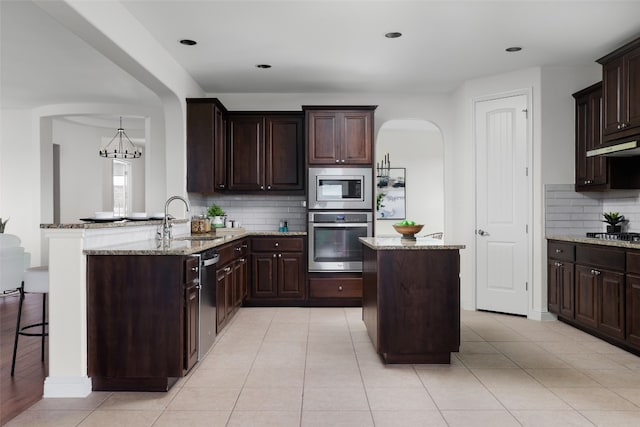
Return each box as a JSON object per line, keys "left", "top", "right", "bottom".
{"left": 186, "top": 98, "right": 227, "bottom": 193}
{"left": 304, "top": 106, "right": 376, "bottom": 165}
{"left": 574, "top": 82, "right": 607, "bottom": 191}
{"left": 598, "top": 37, "right": 640, "bottom": 144}
{"left": 227, "top": 113, "right": 304, "bottom": 193}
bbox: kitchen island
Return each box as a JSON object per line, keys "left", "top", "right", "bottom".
{"left": 360, "top": 237, "right": 465, "bottom": 364}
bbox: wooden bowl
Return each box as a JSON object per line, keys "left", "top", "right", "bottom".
{"left": 392, "top": 224, "right": 424, "bottom": 241}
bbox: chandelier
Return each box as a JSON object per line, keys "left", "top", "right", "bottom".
{"left": 99, "top": 117, "right": 142, "bottom": 159}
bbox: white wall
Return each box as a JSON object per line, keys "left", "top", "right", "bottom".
{"left": 0, "top": 109, "right": 42, "bottom": 264}
{"left": 375, "top": 124, "right": 444, "bottom": 236}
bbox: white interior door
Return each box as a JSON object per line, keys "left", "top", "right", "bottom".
{"left": 475, "top": 94, "right": 529, "bottom": 315}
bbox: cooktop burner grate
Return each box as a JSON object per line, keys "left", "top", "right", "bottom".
{"left": 586, "top": 232, "right": 640, "bottom": 242}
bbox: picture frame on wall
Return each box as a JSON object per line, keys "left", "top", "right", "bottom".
{"left": 376, "top": 168, "right": 406, "bottom": 220}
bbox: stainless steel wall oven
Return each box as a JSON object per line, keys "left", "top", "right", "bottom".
{"left": 308, "top": 211, "right": 372, "bottom": 272}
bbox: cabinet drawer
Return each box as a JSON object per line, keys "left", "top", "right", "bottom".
{"left": 217, "top": 243, "right": 236, "bottom": 266}
{"left": 576, "top": 244, "right": 625, "bottom": 271}
{"left": 628, "top": 250, "right": 640, "bottom": 275}
{"left": 252, "top": 237, "right": 304, "bottom": 252}
{"left": 309, "top": 277, "right": 362, "bottom": 298}
{"left": 548, "top": 241, "right": 575, "bottom": 262}
{"left": 184, "top": 257, "right": 199, "bottom": 283}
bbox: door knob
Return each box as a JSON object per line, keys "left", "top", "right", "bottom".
{"left": 477, "top": 229, "right": 489, "bottom": 236}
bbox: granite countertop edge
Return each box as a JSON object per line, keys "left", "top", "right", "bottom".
{"left": 359, "top": 237, "right": 465, "bottom": 250}
{"left": 83, "top": 231, "right": 307, "bottom": 256}
{"left": 546, "top": 235, "right": 640, "bottom": 250}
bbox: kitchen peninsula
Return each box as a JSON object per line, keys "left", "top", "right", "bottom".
{"left": 360, "top": 237, "right": 465, "bottom": 364}
{"left": 41, "top": 220, "right": 306, "bottom": 397}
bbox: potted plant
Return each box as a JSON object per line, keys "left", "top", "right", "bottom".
{"left": 206, "top": 204, "right": 226, "bottom": 228}
{"left": 602, "top": 211, "right": 625, "bottom": 233}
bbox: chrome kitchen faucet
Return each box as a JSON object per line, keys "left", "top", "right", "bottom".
{"left": 161, "top": 195, "right": 190, "bottom": 241}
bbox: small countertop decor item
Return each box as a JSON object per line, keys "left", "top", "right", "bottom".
{"left": 392, "top": 220, "right": 424, "bottom": 241}
{"left": 0, "top": 217, "right": 8, "bottom": 233}
{"left": 602, "top": 211, "right": 625, "bottom": 233}
{"left": 207, "top": 204, "right": 226, "bottom": 228}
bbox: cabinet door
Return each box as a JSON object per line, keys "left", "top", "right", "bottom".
{"left": 575, "top": 265, "right": 598, "bottom": 329}
{"left": 216, "top": 268, "right": 227, "bottom": 331}
{"left": 626, "top": 48, "right": 640, "bottom": 131}
{"left": 627, "top": 274, "right": 640, "bottom": 348}
{"left": 265, "top": 115, "right": 304, "bottom": 191}
{"left": 186, "top": 102, "right": 216, "bottom": 193}
{"left": 559, "top": 262, "right": 575, "bottom": 319}
{"left": 233, "top": 258, "right": 245, "bottom": 307}
{"left": 214, "top": 108, "right": 227, "bottom": 190}
{"left": 277, "top": 252, "right": 305, "bottom": 299}
{"left": 251, "top": 254, "right": 277, "bottom": 298}
{"left": 184, "top": 284, "right": 199, "bottom": 371}
{"left": 224, "top": 265, "right": 234, "bottom": 318}
{"left": 598, "top": 270, "right": 625, "bottom": 340}
{"left": 548, "top": 259, "right": 561, "bottom": 314}
{"left": 228, "top": 116, "right": 264, "bottom": 190}
{"left": 602, "top": 57, "right": 624, "bottom": 136}
{"left": 341, "top": 111, "right": 372, "bottom": 164}
{"left": 308, "top": 111, "right": 339, "bottom": 164}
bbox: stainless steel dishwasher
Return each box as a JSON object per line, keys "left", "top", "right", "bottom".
{"left": 198, "top": 248, "right": 219, "bottom": 359}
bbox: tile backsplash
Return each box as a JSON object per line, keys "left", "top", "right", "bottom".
{"left": 188, "top": 193, "right": 307, "bottom": 232}
{"left": 545, "top": 184, "right": 640, "bottom": 236}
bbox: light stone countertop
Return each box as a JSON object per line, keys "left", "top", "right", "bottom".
{"left": 41, "top": 219, "right": 188, "bottom": 229}
{"left": 547, "top": 235, "right": 640, "bottom": 250}
{"left": 359, "top": 236, "right": 465, "bottom": 250}
{"left": 83, "top": 231, "right": 306, "bottom": 255}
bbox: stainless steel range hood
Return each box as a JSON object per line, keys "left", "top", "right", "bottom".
{"left": 587, "top": 140, "right": 640, "bottom": 157}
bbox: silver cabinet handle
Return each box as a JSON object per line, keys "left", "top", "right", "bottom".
{"left": 338, "top": 285, "right": 343, "bottom": 291}
{"left": 555, "top": 262, "right": 563, "bottom": 267}
{"left": 274, "top": 242, "right": 279, "bottom": 247}
{"left": 278, "top": 253, "right": 282, "bottom": 258}
{"left": 235, "top": 247, "right": 242, "bottom": 252}
{"left": 555, "top": 249, "right": 563, "bottom": 253}
{"left": 267, "top": 185, "right": 271, "bottom": 190}
{"left": 218, "top": 184, "right": 225, "bottom": 188}
{"left": 242, "top": 244, "right": 248, "bottom": 248}
{"left": 477, "top": 229, "right": 489, "bottom": 236}
{"left": 591, "top": 269, "right": 601, "bottom": 276}
{"left": 335, "top": 159, "right": 340, "bottom": 163}
{"left": 260, "top": 185, "right": 264, "bottom": 190}
{"left": 272, "top": 253, "right": 276, "bottom": 258}
{"left": 224, "top": 266, "right": 231, "bottom": 272}
{"left": 341, "top": 159, "right": 345, "bottom": 163}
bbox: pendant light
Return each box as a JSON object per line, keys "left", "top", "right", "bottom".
{"left": 99, "top": 117, "right": 142, "bottom": 159}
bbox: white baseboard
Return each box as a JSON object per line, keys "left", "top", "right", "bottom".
{"left": 43, "top": 376, "right": 92, "bottom": 398}
{"left": 527, "top": 310, "right": 557, "bottom": 321}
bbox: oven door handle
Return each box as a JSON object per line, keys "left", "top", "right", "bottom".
{"left": 310, "top": 223, "right": 369, "bottom": 228}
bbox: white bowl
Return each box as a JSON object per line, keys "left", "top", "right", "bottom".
{"left": 95, "top": 211, "right": 115, "bottom": 219}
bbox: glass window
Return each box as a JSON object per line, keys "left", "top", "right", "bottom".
{"left": 113, "top": 159, "right": 131, "bottom": 217}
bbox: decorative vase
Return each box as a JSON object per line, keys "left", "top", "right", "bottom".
{"left": 606, "top": 225, "right": 621, "bottom": 233}
{"left": 211, "top": 216, "right": 225, "bottom": 228}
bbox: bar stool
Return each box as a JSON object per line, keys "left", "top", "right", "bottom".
{"left": 11, "top": 266, "right": 49, "bottom": 376}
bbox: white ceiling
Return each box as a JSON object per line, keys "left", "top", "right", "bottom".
{"left": 2, "top": 0, "right": 640, "bottom": 109}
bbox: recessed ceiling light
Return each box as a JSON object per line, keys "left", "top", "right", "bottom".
{"left": 505, "top": 46, "right": 522, "bottom": 52}
{"left": 179, "top": 39, "right": 197, "bottom": 46}
{"left": 385, "top": 32, "right": 402, "bottom": 39}
{"left": 256, "top": 64, "right": 272, "bottom": 69}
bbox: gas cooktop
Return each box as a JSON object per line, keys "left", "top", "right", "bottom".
{"left": 586, "top": 232, "right": 640, "bottom": 243}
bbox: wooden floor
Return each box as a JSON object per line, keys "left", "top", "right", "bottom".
{"left": 0, "top": 291, "right": 48, "bottom": 426}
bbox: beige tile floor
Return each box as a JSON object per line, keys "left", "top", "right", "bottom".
{"left": 7, "top": 308, "right": 640, "bottom": 427}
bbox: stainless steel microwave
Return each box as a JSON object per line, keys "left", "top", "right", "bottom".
{"left": 308, "top": 167, "right": 373, "bottom": 210}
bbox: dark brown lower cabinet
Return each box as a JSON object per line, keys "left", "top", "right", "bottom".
{"left": 247, "top": 237, "right": 306, "bottom": 304}
{"left": 87, "top": 254, "right": 199, "bottom": 391}
{"left": 627, "top": 274, "right": 640, "bottom": 348}
{"left": 548, "top": 240, "right": 638, "bottom": 355}
{"left": 215, "top": 239, "right": 249, "bottom": 333}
